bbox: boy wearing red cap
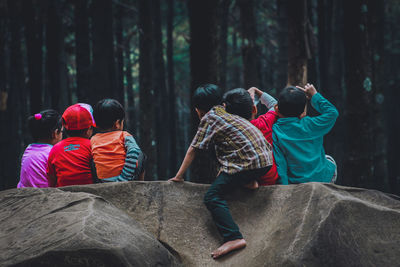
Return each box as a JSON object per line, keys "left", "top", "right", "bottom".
{"left": 47, "top": 103, "right": 96, "bottom": 187}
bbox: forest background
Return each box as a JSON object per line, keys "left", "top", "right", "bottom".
{"left": 0, "top": 0, "right": 399, "bottom": 195}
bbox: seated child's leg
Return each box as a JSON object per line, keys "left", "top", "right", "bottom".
{"left": 203, "top": 168, "right": 268, "bottom": 259}
{"left": 325, "top": 155, "right": 337, "bottom": 183}
{"left": 204, "top": 172, "right": 243, "bottom": 243}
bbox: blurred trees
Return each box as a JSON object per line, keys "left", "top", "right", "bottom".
{"left": 0, "top": 0, "right": 399, "bottom": 195}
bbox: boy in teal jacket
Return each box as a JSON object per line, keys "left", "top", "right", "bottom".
{"left": 272, "top": 83, "right": 339, "bottom": 184}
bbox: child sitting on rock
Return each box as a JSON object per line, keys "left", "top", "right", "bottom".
{"left": 47, "top": 103, "right": 96, "bottom": 187}
{"left": 170, "top": 84, "right": 273, "bottom": 259}
{"left": 18, "top": 110, "right": 62, "bottom": 188}
{"left": 272, "top": 83, "right": 338, "bottom": 184}
{"left": 91, "top": 99, "right": 145, "bottom": 182}
{"left": 223, "top": 87, "right": 279, "bottom": 186}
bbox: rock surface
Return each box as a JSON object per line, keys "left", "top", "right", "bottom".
{"left": 0, "top": 188, "right": 180, "bottom": 267}
{"left": 60, "top": 181, "right": 400, "bottom": 267}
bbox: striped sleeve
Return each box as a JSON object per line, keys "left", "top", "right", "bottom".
{"left": 119, "top": 135, "right": 141, "bottom": 180}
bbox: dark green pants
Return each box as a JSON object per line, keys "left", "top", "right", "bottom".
{"left": 203, "top": 167, "right": 269, "bottom": 242}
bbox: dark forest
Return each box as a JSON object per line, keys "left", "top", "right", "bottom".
{"left": 0, "top": 0, "right": 399, "bottom": 195}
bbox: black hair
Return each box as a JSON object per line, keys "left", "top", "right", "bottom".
{"left": 64, "top": 128, "right": 90, "bottom": 138}
{"left": 223, "top": 88, "right": 253, "bottom": 120}
{"left": 192, "top": 84, "right": 223, "bottom": 112}
{"left": 277, "top": 86, "right": 307, "bottom": 117}
{"left": 28, "top": 109, "right": 62, "bottom": 141}
{"left": 93, "top": 99, "right": 125, "bottom": 130}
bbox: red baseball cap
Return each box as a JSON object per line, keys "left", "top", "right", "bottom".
{"left": 62, "top": 103, "right": 96, "bottom": 130}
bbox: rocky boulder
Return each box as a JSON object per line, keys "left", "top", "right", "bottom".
{"left": 0, "top": 188, "right": 180, "bottom": 267}
{"left": 61, "top": 182, "right": 400, "bottom": 267}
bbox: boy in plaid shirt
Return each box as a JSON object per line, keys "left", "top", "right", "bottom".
{"left": 170, "top": 84, "right": 273, "bottom": 259}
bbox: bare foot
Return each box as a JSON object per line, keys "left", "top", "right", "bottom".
{"left": 244, "top": 180, "right": 259, "bottom": 190}
{"left": 211, "top": 239, "right": 247, "bottom": 259}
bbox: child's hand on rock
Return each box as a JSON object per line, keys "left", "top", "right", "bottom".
{"left": 169, "top": 176, "right": 184, "bottom": 182}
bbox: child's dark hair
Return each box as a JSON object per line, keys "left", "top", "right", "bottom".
{"left": 223, "top": 88, "right": 253, "bottom": 120}
{"left": 28, "top": 109, "right": 62, "bottom": 141}
{"left": 93, "top": 99, "right": 125, "bottom": 130}
{"left": 192, "top": 84, "right": 223, "bottom": 112}
{"left": 277, "top": 86, "right": 307, "bottom": 117}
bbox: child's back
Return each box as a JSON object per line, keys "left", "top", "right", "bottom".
{"left": 47, "top": 103, "right": 95, "bottom": 187}
{"left": 223, "top": 87, "right": 279, "bottom": 185}
{"left": 272, "top": 84, "right": 338, "bottom": 184}
{"left": 48, "top": 136, "right": 93, "bottom": 187}
{"left": 18, "top": 110, "right": 62, "bottom": 188}
{"left": 91, "top": 99, "right": 144, "bottom": 181}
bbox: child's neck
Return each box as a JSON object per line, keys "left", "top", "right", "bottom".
{"left": 35, "top": 139, "right": 53, "bottom": 145}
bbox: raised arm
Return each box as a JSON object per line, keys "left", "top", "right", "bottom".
{"left": 296, "top": 84, "right": 339, "bottom": 135}
{"left": 248, "top": 87, "right": 277, "bottom": 111}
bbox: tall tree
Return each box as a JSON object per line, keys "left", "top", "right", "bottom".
{"left": 187, "top": 0, "right": 219, "bottom": 183}
{"left": 317, "top": 0, "right": 345, "bottom": 182}
{"left": 167, "top": 0, "right": 177, "bottom": 174}
{"left": 91, "top": 0, "right": 116, "bottom": 103}
{"left": 152, "top": 0, "right": 170, "bottom": 179}
{"left": 6, "top": 0, "right": 24, "bottom": 189}
{"left": 138, "top": 0, "right": 157, "bottom": 179}
{"left": 276, "top": 0, "right": 288, "bottom": 88}
{"left": 23, "top": 0, "right": 43, "bottom": 114}
{"left": 218, "top": 0, "right": 230, "bottom": 90}
{"left": 286, "top": 0, "right": 311, "bottom": 86}
{"left": 115, "top": 4, "right": 125, "bottom": 104}
{"left": 343, "top": 0, "right": 375, "bottom": 188}
{"left": 386, "top": 0, "right": 400, "bottom": 195}
{"left": 368, "top": 0, "right": 388, "bottom": 190}
{"left": 237, "top": 0, "right": 262, "bottom": 88}
{"left": 46, "top": 0, "right": 68, "bottom": 110}
{"left": 74, "top": 0, "right": 91, "bottom": 103}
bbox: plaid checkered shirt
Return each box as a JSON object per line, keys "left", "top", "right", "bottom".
{"left": 191, "top": 105, "right": 273, "bottom": 174}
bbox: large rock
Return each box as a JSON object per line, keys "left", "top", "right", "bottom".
{"left": 60, "top": 181, "right": 400, "bottom": 267}
{"left": 0, "top": 188, "right": 180, "bottom": 267}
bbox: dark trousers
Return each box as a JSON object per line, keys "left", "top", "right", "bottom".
{"left": 203, "top": 167, "right": 269, "bottom": 242}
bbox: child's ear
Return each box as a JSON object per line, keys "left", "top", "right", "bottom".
{"left": 86, "top": 127, "right": 93, "bottom": 138}
{"left": 251, "top": 105, "right": 257, "bottom": 120}
{"left": 195, "top": 108, "right": 205, "bottom": 119}
{"left": 299, "top": 105, "right": 307, "bottom": 119}
{"left": 274, "top": 104, "right": 283, "bottom": 118}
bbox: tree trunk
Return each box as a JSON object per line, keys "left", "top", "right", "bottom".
{"left": 91, "top": 0, "right": 116, "bottom": 104}
{"left": 317, "top": 0, "right": 346, "bottom": 184}
{"left": 23, "top": 0, "right": 42, "bottom": 114}
{"left": 6, "top": 0, "right": 24, "bottom": 189}
{"left": 386, "top": 0, "right": 400, "bottom": 195}
{"left": 287, "top": 0, "right": 310, "bottom": 86}
{"left": 138, "top": 0, "right": 157, "bottom": 180}
{"left": 276, "top": 0, "right": 288, "bottom": 89}
{"left": 151, "top": 0, "right": 169, "bottom": 179}
{"left": 46, "top": 0, "right": 68, "bottom": 110}
{"left": 115, "top": 5, "right": 125, "bottom": 104}
{"left": 74, "top": 0, "right": 91, "bottom": 103}
{"left": 187, "top": 0, "right": 219, "bottom": 183}
{"left": 368, "top": 0, "right": 388, "bottom": 191}
{"left": 218, "top": 0, "right": 230, "bottom": 90}
{"left": 343, "top": 0, "right": 375, "bottom": 188}
{"left": 237, "top": 0, "right": 261, "bottom": 88}
{"left": 167, "top": 0, "right": 177, "bottom": 175}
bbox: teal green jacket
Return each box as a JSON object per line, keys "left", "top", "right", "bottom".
{"left": 272, "top": 93, "right": 339, "bottom": 184}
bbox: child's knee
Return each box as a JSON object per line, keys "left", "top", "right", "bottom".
{"left": 203, "top": 191, "right": 216, "bottom": 208}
